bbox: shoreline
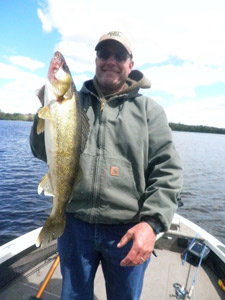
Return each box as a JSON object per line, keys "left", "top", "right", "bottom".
{"left": 1, "top": 113, "right": 225, "bottom": 134}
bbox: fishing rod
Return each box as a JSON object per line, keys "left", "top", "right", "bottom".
{"left": 185, "top": 243, "right": 207, "bottom": 299}
{"left": 174, "top": 233, "right": 209, "bottom": 299}
{"left": 30, "top": 254, "right": 60, "bottom": 300}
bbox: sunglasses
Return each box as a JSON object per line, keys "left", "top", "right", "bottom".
{"left": 97, "top": 48, "right": 131, "bottom": 62}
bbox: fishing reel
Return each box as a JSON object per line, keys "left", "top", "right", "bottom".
{"left": 173, "top": 283, "right": 188, "bottom": 299}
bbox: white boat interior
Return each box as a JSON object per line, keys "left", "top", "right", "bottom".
{"left": 0, "top": 214, "right": 224, "bottom": 300}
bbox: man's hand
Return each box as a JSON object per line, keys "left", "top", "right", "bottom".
{"left": 117, "top": 222, "right": 156, "bottom": 266}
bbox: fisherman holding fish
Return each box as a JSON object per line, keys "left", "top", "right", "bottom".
{"left": 30, "top": 31, "right": 183, "bottom": 300}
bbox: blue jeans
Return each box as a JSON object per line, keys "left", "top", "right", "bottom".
{"left": 58, "top": 214, "right": 150, "bottom": 300}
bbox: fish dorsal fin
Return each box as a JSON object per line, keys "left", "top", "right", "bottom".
{"left": 80, "top": 108, "right": 90, "bottom": 153}
{"left": 38, "top": 106, "right": 53, "bottom": 120}
{"left": 38, "top": 173, "right": 54, "bottom": 197}
{"left": 35, "top": 85, "right": 45, "bottom": 106}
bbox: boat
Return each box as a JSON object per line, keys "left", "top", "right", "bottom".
{"left": 0, "top": 213, "right": 224, "bottom": 299}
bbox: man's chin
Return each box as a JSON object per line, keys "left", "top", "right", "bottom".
{"left": 100, "top": 80, "right": 122, "bottom": 94}
{"left": 102, "top": 77, "right": 118, "bottom": 87}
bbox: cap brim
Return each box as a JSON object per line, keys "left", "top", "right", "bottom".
{"left": 95, "top": 39, "right": 132, "bottom": 55}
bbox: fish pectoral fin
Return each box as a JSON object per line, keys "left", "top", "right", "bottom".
{"left": 38, "top": 106, "right": 53, "bottom": 120}
{"left": 38, "top": 173, "right": 54, "bottom": 196}
{"left": 37, "top": 118, "right": 45, "bottom": 135}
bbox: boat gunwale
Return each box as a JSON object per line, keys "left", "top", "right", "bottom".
{"left": 0, "top": 214, "right": 224, "bottom": 266}
{"left": 0, "top": 214, "right": 224, "bottom": 298}
{"left": 174, "top": 213, "right": 225, "bottom": 263}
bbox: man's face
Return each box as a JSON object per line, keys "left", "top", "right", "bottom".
{"left": 95, "top": 41, "right": 134, "bottom": 94}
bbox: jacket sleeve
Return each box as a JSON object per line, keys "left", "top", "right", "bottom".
{"left": 30, "top": 111, "right": 47, "bottom": 162}
{"left": 140, "top": 101, "right": 183, "bottom": 232}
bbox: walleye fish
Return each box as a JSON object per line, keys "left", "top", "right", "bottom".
{"left": 36, "top": 51, "right": 89, "bottom": 247}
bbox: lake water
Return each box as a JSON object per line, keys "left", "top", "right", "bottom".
{"left": 0, "top": 120, "right": 224, "bottom": 246}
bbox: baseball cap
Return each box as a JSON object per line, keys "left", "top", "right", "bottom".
{"left": 95, "top": 31, "right": 132, "bottom": 56}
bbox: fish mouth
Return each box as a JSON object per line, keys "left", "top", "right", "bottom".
{"left": 48, "top": 51, "right": 72, "bottom": 98}
{"left": 53, "top": 52, "right": 64, "bottom": 69}
{"left": 51, "top": 52, "right": 64, "bottom": 76}
{"left": 48, "top": 51, "right": 68, "bottom": 82}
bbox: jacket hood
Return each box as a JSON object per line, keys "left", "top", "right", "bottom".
{"left": 126, "top": 70, "right": 151, "bottom": 91}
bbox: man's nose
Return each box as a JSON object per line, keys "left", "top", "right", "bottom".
{"left": 106, "top": 54, "right": 117, "bottom": 63}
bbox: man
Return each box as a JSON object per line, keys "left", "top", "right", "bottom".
{"left": 30, "top": 31, "right": 183, "bottom": 300}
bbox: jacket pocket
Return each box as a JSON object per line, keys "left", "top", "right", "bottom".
{"left": 98, "top": 157, "right": 141, "bottom": 213}
{"left": 71, "top": 153, "right": 96, "bottom": 201}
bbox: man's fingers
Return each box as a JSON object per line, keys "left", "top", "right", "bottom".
{"left": 117, "top": 229, "right": 133, "bottom": 248}
{"left": 120, "top": 245, "right": 150, "bottom": 266}
{"left": 118, "top": 222, "right": 156, "bottom": 266}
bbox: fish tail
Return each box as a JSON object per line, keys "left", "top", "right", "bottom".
{"left": 36, "top": 215, "right": 66, "bottom": 247}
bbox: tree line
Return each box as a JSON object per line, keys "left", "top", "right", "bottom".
{"left": 0, "top": 110, "right": 225, "bottom": 134}
{"left": 169, "top": 122, "right": 225, "bottom": 135}
{"left": 0, "top": 111, "right": 34, "bottom": 122}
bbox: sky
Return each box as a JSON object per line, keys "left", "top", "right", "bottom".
{"left": 0, "top": 0, "right": 225, "bottom": 128}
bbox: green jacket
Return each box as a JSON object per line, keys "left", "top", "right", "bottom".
{"left": 30, "top": 70, "right": 183, "bottom": 232}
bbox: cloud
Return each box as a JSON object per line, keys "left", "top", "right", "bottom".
{"left": 0, "top": 62, "right": 44, "bottom": 114}
{"left": 72, "top": 74, "right": 92, "bottom": 90}
{"left": 8, "top": 56, "right": 45, "bottom": 71}
{"left": 54, "top": 40, "right": 95, "bottom": 73}
{"left": 0, "top": 59, "right": 90, "bottom": 114}
{"left": 165, "top": 95, "right": 225, "bottom": 128}
{"left": 2, "top": 0, "right": 225, "bottom": 128}
{"left": 37, "top": 0, "right": 225, "bottom": 70}
{"left": 37, "top": 7, "right": 52, "bottom": 32}
{"left": 143, "top": 61, "right": 225, "bottom": 100}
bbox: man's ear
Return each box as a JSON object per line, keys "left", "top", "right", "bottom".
{"left": 128, "top": 60, "right": 134, "bottom": 73}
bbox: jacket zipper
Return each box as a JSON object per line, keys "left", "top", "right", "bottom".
{"left": 98, "top": 97, "right": 105, "bottom": 112}
{"left": 90, "top": 102, "right": 105, "bottom": 222}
